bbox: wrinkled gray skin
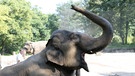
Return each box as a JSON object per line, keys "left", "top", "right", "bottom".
{"left": 23, "top": 41, "right": 47, "bottom": 55}
{"left": 0, "top": 5, "right": 113, "bottom": 76}
{"left": 23, "top": 41, "right": 80, "bottom": 76}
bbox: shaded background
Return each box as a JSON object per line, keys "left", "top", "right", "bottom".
{"left": 0, "top": 0, "right": 135, "bottom": 54}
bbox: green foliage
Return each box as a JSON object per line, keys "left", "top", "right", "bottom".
{"left": 46, "top": 14, "right": 59, "bottom": 34}
{"left": 57, "top": 3, "right": 77, "bottom": 31}
{"left": 112, "top": 36, "right": 122, "bottom": 44}
{"left": 108, "top": 43, "right": 135, "bottom": 49}
{"left": 0, "top": 0, "right": 56, "bottom": 54}
{"left": 131, "top": 37, "right": 135, "bottom": 44}
{"left": 0, "top": 0, "right": 34, "bottom": 54}
{"left": 80, "top": 0, "right": 134, "bottom": 45}
{"left": 0, "top": 5, "right": 10, "bottom": 34}
{"left": 31, "top": 6, "right": 51, "bottom": 41}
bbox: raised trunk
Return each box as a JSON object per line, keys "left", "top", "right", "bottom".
{"left": 71, "top": 5, "right": 113, "bottom": 54}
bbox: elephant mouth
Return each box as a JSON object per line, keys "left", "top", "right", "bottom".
{"left": 81, "top": 52, "right": 89, "bottom": 72}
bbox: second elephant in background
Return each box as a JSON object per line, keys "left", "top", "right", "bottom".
{"left": 23, "top": 41, "right": 47, "bottom": 55}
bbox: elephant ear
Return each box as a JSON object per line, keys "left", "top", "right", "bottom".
{"left": 46, "top": 49, "right": 64, "bottom": 66}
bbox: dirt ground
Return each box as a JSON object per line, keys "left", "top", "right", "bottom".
{"left": 81, "top": 53, "right": 135, "bottom": 76}
{"left": 1, "top": 53, "right": 135, "bottom": 76}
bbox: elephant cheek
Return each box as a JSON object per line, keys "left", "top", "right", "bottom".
{"left": 80, "top": 60, "right": 89, "bottom": 72}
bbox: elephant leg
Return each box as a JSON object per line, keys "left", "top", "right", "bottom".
{"left": 76, "top": 69, "right": 80, "bottom": 76}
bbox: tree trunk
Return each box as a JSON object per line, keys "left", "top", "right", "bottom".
{"left": 119, "top": 2, "right": 125, "bottom": 45}
{"left": 125, "top": 20, "right": 129, "bottom": 44}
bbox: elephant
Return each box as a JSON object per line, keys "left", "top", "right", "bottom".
{"left": 23, "top": 41, "right": 47, "bottom": 55}
{"left": 23, "top": 41, "right": 81, "bottom": 76}
{"left": 23, "top": 40, "right": 81, "bottom": 76}
{"left": 0, "top": 5, "right": 113, "bottom": 76}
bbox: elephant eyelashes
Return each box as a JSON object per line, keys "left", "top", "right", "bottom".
{"left": 51, "top": 37, "right": 61, "bottom": 48}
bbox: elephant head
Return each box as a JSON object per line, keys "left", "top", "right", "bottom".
{"left": 23, "top": 41, "right": 34, "bottom": 54}
{"left": 45, "top": 5, "right": 113, "bottom": 72}
{"left": 23, "top": 41, "right": 47, "bottom": 55}
{"left": 46, "top": 30, "right": 89, "bottom": 72}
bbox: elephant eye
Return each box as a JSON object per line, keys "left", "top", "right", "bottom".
{"left": 50, "top": 36, "right": 62, "bottom": 50}
{"left": 52, "top": 36, "right": 60, "bottom": 43}
{"left": 52, "top": 43, "right": 60, "bottom": 50}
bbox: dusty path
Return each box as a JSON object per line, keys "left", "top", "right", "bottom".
{"left": 1, "top": 53, "right": 135, "bottom": 76}
{"left": 81, "top": 53, "right": 135, "bottom": 76}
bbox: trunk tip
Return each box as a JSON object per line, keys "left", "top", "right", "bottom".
{"left": 71, "top": 5, "right": 75, "bottom": 9}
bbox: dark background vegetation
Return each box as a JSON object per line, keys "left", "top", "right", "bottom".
{"left": 0, "top": 0, "right": 135, "bottom": 54}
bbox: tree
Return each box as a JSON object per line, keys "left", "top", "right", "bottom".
{"left": 0, "top": 5, "right": 10, "bottom": 54}
{"left": 86, "top": 0, "right": 135, "bottom": 44}
{"left": 56, "top": 1, "right": 102, "bottom": 37}
{"left": 46, "top": 14, "right": 59, "bottom": 34}
{"left": 0, "top": 0, "right": 34, "bottom": 54}
{"left": 0, "top": 0, "right": 51, "bottom": 54}
{"left": 31, "top": 6, "right": 50, "bottom": 41}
